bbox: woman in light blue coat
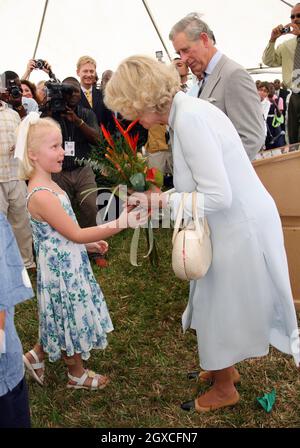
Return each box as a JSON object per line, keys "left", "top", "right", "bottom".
{"left": 104, "top": 56, "right": 300, "bottom": 413}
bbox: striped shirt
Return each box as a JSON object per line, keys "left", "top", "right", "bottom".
{"left": 0, "top": 101, "right": 20, "bottom": 182}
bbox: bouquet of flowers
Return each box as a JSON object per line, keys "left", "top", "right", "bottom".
{"left": 82, "top": 116, "right": 163, "bottom": 267}
{"left": 99, "top": 116, "right": 163, "bottom": 191}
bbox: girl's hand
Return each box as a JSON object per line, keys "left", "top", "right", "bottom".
{"left": 128, "top": 189, "right": 166, "bottom": 210}
{"left": 117, "top": 204, "right": 149, "bottom": 229}
{"left": 86, "top": 241, "right": 109, "bottom": 254}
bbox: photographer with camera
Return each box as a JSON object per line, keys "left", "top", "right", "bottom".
{"left": 41, "top": 77, "right": 101, "bottom": 228}
{"left": 262, "top": 3, "right": 300, "bottom": 144}
{"left": 22, "top": 58, "right": 53, "bottom": 81}
{"left": 1, "top": 71, "right": 39, "bottom": 119}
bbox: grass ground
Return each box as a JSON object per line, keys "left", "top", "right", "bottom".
{"left": 16, "top": 229, "right": 300, "bottom": 428}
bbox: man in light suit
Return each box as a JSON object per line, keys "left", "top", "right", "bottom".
{"left": 169, "top": 13, "right": 265, "bottom": 161}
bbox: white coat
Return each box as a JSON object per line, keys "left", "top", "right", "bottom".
{"left": 168, "top": 91, "right": 299, "bottom": 370}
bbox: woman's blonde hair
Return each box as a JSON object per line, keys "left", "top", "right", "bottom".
{"left": 18, "top": 117, "right": 61, "bottom": 180}
{"left": 104, "top": 55, "right": 180, "bottom": 120}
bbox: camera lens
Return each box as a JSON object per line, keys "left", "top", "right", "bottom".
{"left": 11, "top": 87, "right": 21, "bottom": 98}
{"left": 35, "top": 59, "right": 44, "bottom": 69}
{"left": 281, "top": 26, "right": 291, "bottom": 34}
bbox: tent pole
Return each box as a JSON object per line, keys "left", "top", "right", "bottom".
{"left": 141, "top": 0, "right": 172, "bottom": 62}
{"left": 33, "top": 0, "right": 49, "bottom": 59}
{"left": 280, "top": 0, "right": 293, "bottom": 7}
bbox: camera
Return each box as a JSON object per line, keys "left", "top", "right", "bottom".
{"left": 155, "top": 51, "right": 163, "bottom": 62}
{"left": 44, "top": 81, "right": 75, "bottom": 113}
{"left": 34, "top": 59, "right": 46, "bottom": 69}
{"left": 7, "top": 79, "right": 22, "bottom": 99}
{"left": 281, "top": 26, "right": 291, "bottom": 34}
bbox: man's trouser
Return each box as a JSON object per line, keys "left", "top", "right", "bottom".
{"left": 0, "top": 181, "right": 35, "bottom": 269}
{"left": 0, "top": 377, "right": 31, "bottom": 428}
{"left": 288, "top": 92, "right": 300, "bottom": 144}
{"left": 52, "top": 165, "right": 98, "bottom": 228}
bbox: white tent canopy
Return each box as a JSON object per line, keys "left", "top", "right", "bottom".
{"left": 0, "top": 0, "right": 294, "bottom": 83}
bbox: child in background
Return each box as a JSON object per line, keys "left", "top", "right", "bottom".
{"left": 16, "top": 113, "right": 146, "bottom": 390}
{"left": 0, "top": 212, "right": 33, "bottom": 428}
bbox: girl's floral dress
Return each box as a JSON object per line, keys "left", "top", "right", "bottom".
{"left": 27, "top": 187, "right": 113, "bottom": 362}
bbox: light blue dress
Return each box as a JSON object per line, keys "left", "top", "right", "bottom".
{"left": 168, "top": 92, "right": 299, "bottom": 370}
{"left": 27, "top": 187, "right": 113, "bottom": 363}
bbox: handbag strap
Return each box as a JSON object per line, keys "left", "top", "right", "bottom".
{"left": 172, "top": 192, "right": 187, "bottom": 245}
{"left": 172, "top": 192, "right": 208, "bottom": 245}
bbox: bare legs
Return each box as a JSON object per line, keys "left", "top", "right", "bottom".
{"left": 24, "top": 344, "right": 109, "bottom": 389}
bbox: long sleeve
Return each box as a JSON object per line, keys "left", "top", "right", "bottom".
{"left": 170, "top": 109, "right": 232, "bottom": 220}
{"left": 224, "top": 68, "right": 265, "bottom": 160}
{"left": 262, "top": 41, "right": 283, "bottom": 67}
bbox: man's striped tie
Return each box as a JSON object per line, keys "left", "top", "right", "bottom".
{"left": 292, "top": 37, "right": 300, "bottom": 93}
{"left": 85, "top": 89, "right": 93, "bottom": 107}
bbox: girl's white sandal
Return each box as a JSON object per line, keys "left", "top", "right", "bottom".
{"left": 67, "top": 369, "right": 109, "bottom": 390}
{"left": 23, "top": 349, "right": 45, "bottom": 386}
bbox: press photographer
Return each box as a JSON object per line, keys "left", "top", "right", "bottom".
{"left": 262, "top": 2, "right": 300, "bottom": 144}
{"left": 41, "top": 77, "right": 101, "bottom": 228}
{"left": 22, "top": 58, "right": 54, "bottom": 81}
{"left": 0, "top": 71, "right": 39, "bottom": 118}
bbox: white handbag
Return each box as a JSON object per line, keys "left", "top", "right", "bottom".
{"left": 172, "top": 192, "right": 212, "bottom": 281}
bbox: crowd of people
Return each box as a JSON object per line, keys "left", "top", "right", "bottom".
{"left": 257, "top": 79, "right": 289, "bottom": 150}
{"left": 0, "top": 6, "right": 300, "bottom": 428}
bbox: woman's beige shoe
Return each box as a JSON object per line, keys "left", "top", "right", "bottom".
{"left": 195, "top": 390, "right": 240, "bottom": 412}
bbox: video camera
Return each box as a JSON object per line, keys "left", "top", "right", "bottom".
{"left": 43, "top": 81, "right": 75, "bottom": 114}
{"left": 7, "top": 79, "right": 22, "bottom": 99}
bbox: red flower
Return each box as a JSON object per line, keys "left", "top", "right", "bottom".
{"left": 124, "top": 133, "right": 139, "bottom": 155}
{"left": 146, "top": 168, "right": 157, "bottom": 183}
{"left": 125, "top": 119, "right": 139, "bottom": 134}
{"left": 101, "top": 124, "right": 114, "bottom": 148}
{"left": 113, "top": 116, "right": 126, "bottom": 137}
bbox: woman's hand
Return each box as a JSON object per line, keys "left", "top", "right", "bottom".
{"left": 27, "top": 59, "right": 36, "bottom": 74}
{"left": 128, "top": 189, "right": 168, "bottom": 210}
{"left": 117, "top": 204, "right": 149, "bottom": 229}
{"left": 42, "top": 60, "right": 52, "bottom": 75}
{"left": 86, "top": 241, "right": 109, "bottom": 254}
{"left": 127, "top": 191, "right": 151, "bottom": 209}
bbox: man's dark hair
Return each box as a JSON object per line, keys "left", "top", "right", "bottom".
{"left": 3, "top": 70, "right": 19, "bottom": 87}
{"left": 63, "top": 77, "right": 80, "bottom": 85}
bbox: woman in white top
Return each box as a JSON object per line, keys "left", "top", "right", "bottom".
{"left": 258, "top": 82, "right": 271, "bottom": 137}
{"left": 104, "top": 56, "right": 300, "bottom": 413}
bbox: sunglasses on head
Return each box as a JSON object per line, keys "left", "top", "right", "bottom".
{"left": 291, "top": 13, "right": 300, "bottom": 19}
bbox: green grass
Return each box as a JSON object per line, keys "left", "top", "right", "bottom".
{"left": 16, "top": 229, "right": 300, "bottom": 428}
